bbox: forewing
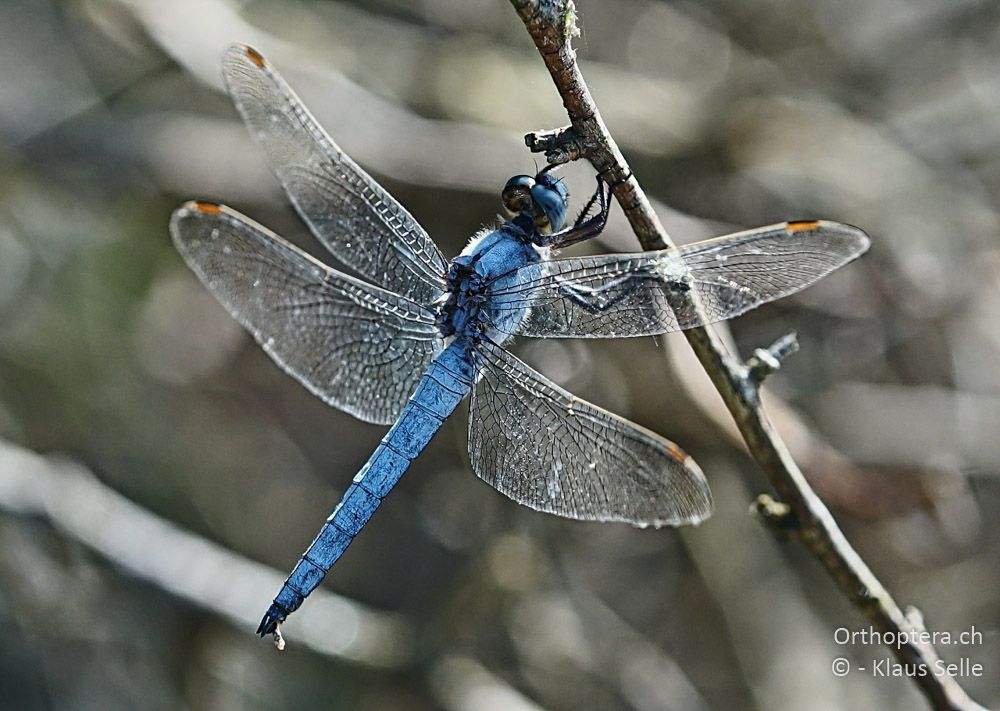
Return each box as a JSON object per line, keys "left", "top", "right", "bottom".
{"left": 170, "top": 202, "right": 443, "bottom": 425}
{"left": 221, "top": 44, "right": 448, "bottom": 304}
{"left": 490, "top": 220, "right": 869, "bottom": 338}
{"left": 468, "top": 340, "right": 712, "bottom": 527}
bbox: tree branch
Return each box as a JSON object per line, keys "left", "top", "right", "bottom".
{"left": 508, "top": 2, "right": 986, "bottom": 708}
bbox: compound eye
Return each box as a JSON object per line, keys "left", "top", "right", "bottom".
{"left": 502, "top": 175, "right": 535, "bottom": 213}
{"left": 530, "top": 181, "right": 569, "bottom": 232}
{"left": 534, "top": 169, "right": 570, "bottom": 201}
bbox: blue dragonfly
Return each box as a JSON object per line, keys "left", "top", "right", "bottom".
{"left": 170, "top": 45, "right": 869, "bottom": 646}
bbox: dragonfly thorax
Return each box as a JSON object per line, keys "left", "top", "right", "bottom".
{"left": 436, "top": 224, "right": 545, "bottom": 341}
{"left": 436, "top": 256, "right": 490, "bottom": 339}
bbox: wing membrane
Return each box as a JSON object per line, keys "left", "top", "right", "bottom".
{"left": 468, "top": 339, "right": 712, "bottom": 527}
{"left": 490, "top": 221, "right": 869, "bottom": 338}
{"left": 170, "top": 202, "right": 443, "bottom": 425}
{"left": 221, "top": 44, "right": 447, "bottom": 304}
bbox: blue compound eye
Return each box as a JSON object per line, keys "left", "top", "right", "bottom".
{"left": 502, "top": 175, "right": 535, "bottom": 214}
{"left": 530, "top": 173, "right": 569, "bottom": 232}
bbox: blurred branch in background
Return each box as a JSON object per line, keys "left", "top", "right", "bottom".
{"left": 1, "top": 0, "right": 998, "bottom": 708}
{"left": 507, "top": 0, "right": 987, "bottom": 708}
{"left": 0, "top": 435, "right": 546, "bottom": 709}
{"left": 0, "top": 438, "right": 412, "bottom": 668}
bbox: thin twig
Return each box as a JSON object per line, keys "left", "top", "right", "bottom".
{"left": 508, "top": 1, "right": 986, "bottom": 708}
{"left": 746, "top": 331, "right": 800, "bottom": 387}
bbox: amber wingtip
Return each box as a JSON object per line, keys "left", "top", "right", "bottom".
{"left": 785, "top": 219, "right": 821, "bottom": 233}
{"left": 665, "top": 442, "right": 691, "bottom": 464}
{"left": 190, "top": 200, "right": 223, "bottom": 215}
{"left": 244, "top": 46, "right": 267, "bottom": 68}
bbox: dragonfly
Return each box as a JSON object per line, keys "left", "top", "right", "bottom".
{"left": 170, "top": 44, "right": 869, "bottom": 646}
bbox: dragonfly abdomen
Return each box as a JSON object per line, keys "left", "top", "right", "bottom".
{"left": 257, "top": 341, "right": 475, "bottom": 637}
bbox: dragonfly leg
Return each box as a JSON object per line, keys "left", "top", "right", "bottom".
{"left": 538, "top": 176, "right": 611, "bottom": 248}
{"left": 570, "top": 175, "right": 605, "bottom": 229}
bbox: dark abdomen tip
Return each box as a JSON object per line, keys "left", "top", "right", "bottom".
{"left": 257, "top": 604, "right": 287, "bottom": 637}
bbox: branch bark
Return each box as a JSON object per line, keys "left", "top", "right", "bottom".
{"left": 508, "top": 2, "right": 986, "bottom": 709}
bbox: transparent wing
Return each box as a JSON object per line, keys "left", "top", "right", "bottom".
{"left": 221, "top": 44, "right": 448, "bottom": 305}
{"left": 489, "top": 220, "right": 870, "bottom": 338}
{"left": 170, "top": 201, "right": 444, "bottom": 425}
{"left": 468, "top": 339, "right": 712, "bottom": 527}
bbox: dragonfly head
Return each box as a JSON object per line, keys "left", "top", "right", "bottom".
{"left": 502, "top": 166, "right": 570, "bottom": 236}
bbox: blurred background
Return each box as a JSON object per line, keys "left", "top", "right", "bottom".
{"left": 0, "top": 0, "right": 998, "bottom": 708}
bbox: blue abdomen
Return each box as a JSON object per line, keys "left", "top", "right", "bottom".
{"left": 258, "top": 341, "right": 475, "bottom": 636}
